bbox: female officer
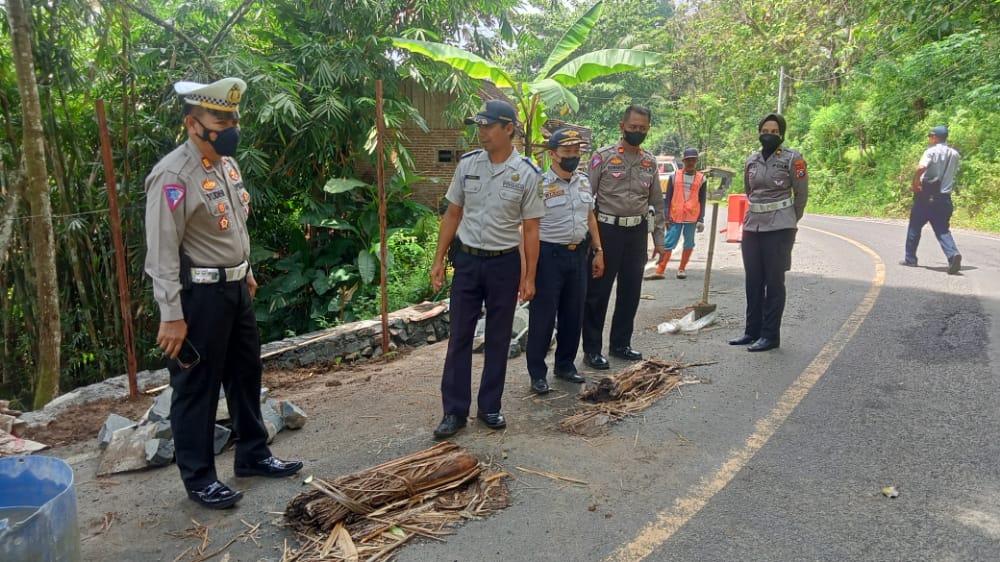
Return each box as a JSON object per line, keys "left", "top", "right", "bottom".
{"left": 729, "top": 113, "right": 808, "bottom": 352}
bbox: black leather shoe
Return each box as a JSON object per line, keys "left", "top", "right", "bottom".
{"left": 747, "top": 337, "right": 780, "bottom": 352}
{"left": 187, "top": 480, "right": 243, "bottom": 509}
{"left": 899, "top": 259, "right": 918, "bottom": 267}
{"left": 433, "top": 414, "right": 467, "bottom": 438}
{"left": 609, "top": 346, "right": 642, "bottom": 361}
{"left": 234, "top": 456, "right": 304, "bottom": 478}
{"left": 948, "top": 254, "right": 962, "bottom": 275}
{"left": 584, "top": 353, "right": 610, "bottom": 370}
{"left": 477, "top": 412, "right": 507, "bottom": 429}
{"left": 729, "top": 334, "right": 756, "bottom": 346}
{"left": 530, "top": 378, "right": 550, "bottom": 394}
{"left": 554, "top": 368, "right": 586, "bottom": 383}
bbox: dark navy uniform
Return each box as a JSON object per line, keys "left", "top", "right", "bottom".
{"left": 583, "top": 142, "right": 665, "bottom": 355}
{"left": 739, "top": 144, "right": 808, "bottom": 343}
{"left": 526, "top": 167, "right": 595, "bottom": 380}
{"left": 440, "top": 148, "right": 544, "bottom": 417}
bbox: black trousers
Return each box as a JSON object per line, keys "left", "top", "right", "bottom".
{"left": 526, "top": 242, "right": 589, "bottom": 379}
{"left": 740, "top": 229, "right": 796, "bottom": 341}
{"left": 169, "top": 278, "right": 270, "bottom": 490}
{"left": 441, "top": 250, "right": 520, "bottom": 416}
{"left": 583, "top": 222, "right": 647, "bottom": 353}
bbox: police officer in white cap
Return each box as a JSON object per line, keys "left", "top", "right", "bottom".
{"left": 145, "top": 77, "right": 302, "bottom": 509}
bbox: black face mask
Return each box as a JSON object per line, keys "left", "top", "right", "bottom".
{"left": 557, "top": 156, "right": 581, "bottom": 172}
{"left": 194, "top": 117, "right": 240, "bottom": 157}
{"left": 758, "top": 133, "right": 782, "bottom": 153}
{"left": 623, "top": 130, "right": 647, "bottom": 147}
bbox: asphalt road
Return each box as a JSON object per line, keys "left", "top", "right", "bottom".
{"left": 62, "top": 213, "right": 1000, "bottom": 562}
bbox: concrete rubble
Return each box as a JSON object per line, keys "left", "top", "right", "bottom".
{"left": 0, "top": 400, "right": 46, "bottom": 457}
{"left": 95, "top": 388, "right": 307, "bottom": 475}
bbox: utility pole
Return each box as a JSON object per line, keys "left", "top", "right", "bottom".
{"left": 777, "top": 66, "right": 785, "bottom": 114}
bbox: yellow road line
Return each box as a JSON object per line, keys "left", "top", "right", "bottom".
{"left": 604, "top": 226, "right": 885, "bottom": 562}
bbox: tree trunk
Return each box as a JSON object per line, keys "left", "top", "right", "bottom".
{"left": 7, "top": 0, "right": 63, "bottom": 409}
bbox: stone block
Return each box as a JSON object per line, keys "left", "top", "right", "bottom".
{"left": 280, "top": 401, "right": 308, "bottom": 430}
{"left": 261, "top": 399, "right": 285, "bottom": 435}
{"left": 144, "top": 438, "right": 175, "bottom": 466}
{"left": 213, "top": 424, "right": 231, "bottom": 455}
{"left": 97, "top": 423, "right": 158, "bottom": 476}
{"left": 152, "top": 420, "right": 173, "bottom": 440}
{"left": 263, "top": 419, "right": 278, "bottom": 444}
{"left": 146, "top": 386, "right": 173, "bottom": 423}
{"left": 98, "top": 414, "right": 136, "bottom": 450}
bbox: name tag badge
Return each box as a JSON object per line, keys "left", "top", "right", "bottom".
{"left": 465, "top": 175, "right": 480, "bottom": 180}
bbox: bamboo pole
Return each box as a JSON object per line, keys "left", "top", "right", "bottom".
{"left": 375, "top": 80, "right": 389, "bottom": 356}
{"left": 96, "top": 99, "right": 138, "bottom": 398}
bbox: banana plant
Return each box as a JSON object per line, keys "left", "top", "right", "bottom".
{"left": 392, "top": 1, "right": 661, "bottom": 159}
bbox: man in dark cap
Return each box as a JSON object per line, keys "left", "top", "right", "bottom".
{"left": 145, "top": 77, "right": 302, "bottom": 510}
{"left": 430, "top": 99, "right": 544, "bottom": 437}
{"left": 648, "top": 147, "right": 707, "bottom": 279}
{"left": 525, "top": 128, "right": 605, "bottom": 395}
{"left": 729, "top": 113, "right": 808, "bottom": 352}
{"left": 901, "top": 125, "right": 962, "bottom": 274}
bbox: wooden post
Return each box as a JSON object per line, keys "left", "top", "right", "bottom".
{"left": 375, "top": 80, "right": 390, "bottom": 356}
{"left": 96, "top": 100, "right": 138, "bottom": 398}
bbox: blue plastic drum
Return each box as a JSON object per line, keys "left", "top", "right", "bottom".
{"left": 0, "top": 455, "right": 80, "bottom": 562}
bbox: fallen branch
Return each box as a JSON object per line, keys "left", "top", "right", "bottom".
{"left": 514, "top": 466, "right": 588, "bottom": 486}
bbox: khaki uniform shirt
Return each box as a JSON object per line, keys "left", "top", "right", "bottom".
{"left": 743, "top": 147, "right": 808, "bottom": 232}
{"left": 588, "top": 141, "right": 665, "bottom": 243}
{"left": 445, "top": 148, "right": 545, "bottom": 250}
{"left": 539, "top": 167, "right": 594, "bottom": 245}
{"left": 145, "top": 139, "right": 253, "bottom": 321}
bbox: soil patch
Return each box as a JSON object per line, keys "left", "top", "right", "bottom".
{"left": 22, "top": 395, "right": 154, "bottom": 448}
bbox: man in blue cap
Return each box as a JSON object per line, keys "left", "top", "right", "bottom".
{"left": 430, "top": 99, "right": 544, "bottom": 437}
{"left": 145, "top": 77, "right": 302, "bottom": 509}
{"left": 525, "top": 128, "right": 604, "bottom": 394}
{"left": 902, "top": 125, "right": 962, "bottom": 274}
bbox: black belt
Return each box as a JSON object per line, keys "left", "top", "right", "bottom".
{"left": 458, "top": 243, "right": 518, "bottom": 257}
{"left": 541, "top": 240, "right": 586, "bottom": 251}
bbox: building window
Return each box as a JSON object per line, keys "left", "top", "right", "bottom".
{"left": 437, "top": 149, "right": 456, "bottom": 163}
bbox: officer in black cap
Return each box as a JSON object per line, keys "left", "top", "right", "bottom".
{"left": 430, "top": 99, "right": 545, "bottom": 437}
{"left": 525, "top": 128, "right": 605, "bottom": 394}
{"left": 145, "top": 77, "right": 302, "bottom": 509}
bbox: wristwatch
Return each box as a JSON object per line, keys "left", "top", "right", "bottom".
{"left": 593, "top": 247, "right": 604, "bottom": 253}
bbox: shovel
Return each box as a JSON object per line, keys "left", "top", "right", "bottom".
{"left": 692, "top": 167, "right": 735, "bottom": 319}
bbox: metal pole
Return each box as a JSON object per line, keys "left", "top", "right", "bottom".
{"left": 95, "top": 99, "right": 138, "bottom": 398}
{"left": 777, "top": 66, "right": 785, "bottom": 114}
{"left": 375, "top": 80, "right": 390, "bottom": 356}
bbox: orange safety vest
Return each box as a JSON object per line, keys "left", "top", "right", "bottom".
{"left": 668, "top": 170, "right": 704, "bottom": 223}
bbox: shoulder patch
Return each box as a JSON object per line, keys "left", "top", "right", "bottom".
{"left": 460, "top": 149, "right": 483, "bottom": 160}
{"left": 163, "top": 184, "right": 185, "bottom": 212}
{"left": 590, "top": 153, "right": 603, "bottom": 169}
{"left": 521, "top": 156, "right": 541, "bottom": 174}
{"left": 794, "top": 159, "right": 807, "bottom": 179}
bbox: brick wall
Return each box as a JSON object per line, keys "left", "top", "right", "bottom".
{"left": 401, "top": 127, "right": 469, "bottom": 211}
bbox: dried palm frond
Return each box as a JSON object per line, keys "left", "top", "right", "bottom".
{"left": 560, "top": 358, "right": 711, "bottom": 436}
{"left": 282, "top": 442, "right": 511, "bottom": 562}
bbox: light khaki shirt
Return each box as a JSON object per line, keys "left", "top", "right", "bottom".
{"left": 145, "top": 139, "right": 252, "bottom": 321}
{"left": 743, "top": 146, "right": 809, "bottom": 232}
{"left": 445, "top": 148, "right": 545, "bottom": 250}
{"left": 539, "top": 167, "right": 594, "bottom": 245}
{"left": 588, "top": 141, "right": 665, "bottom": 243}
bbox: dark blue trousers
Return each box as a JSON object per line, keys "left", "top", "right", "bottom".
{"left": 740, "top": 229, "right": 796, "bottom": 341}
{"left": 526, "top": 242, "right": 589, "bottom": 379}
{"left": 583, "top": 222, "right": 647, "bottom": 353}
{"left": 441, "top": 250, "right": 520, "bottom": 416}
{"left": 905, "top": 193, "right": 959, "bottom": 263}
{"left": 170, "top": 279, "right": 271, "bottom": 491}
